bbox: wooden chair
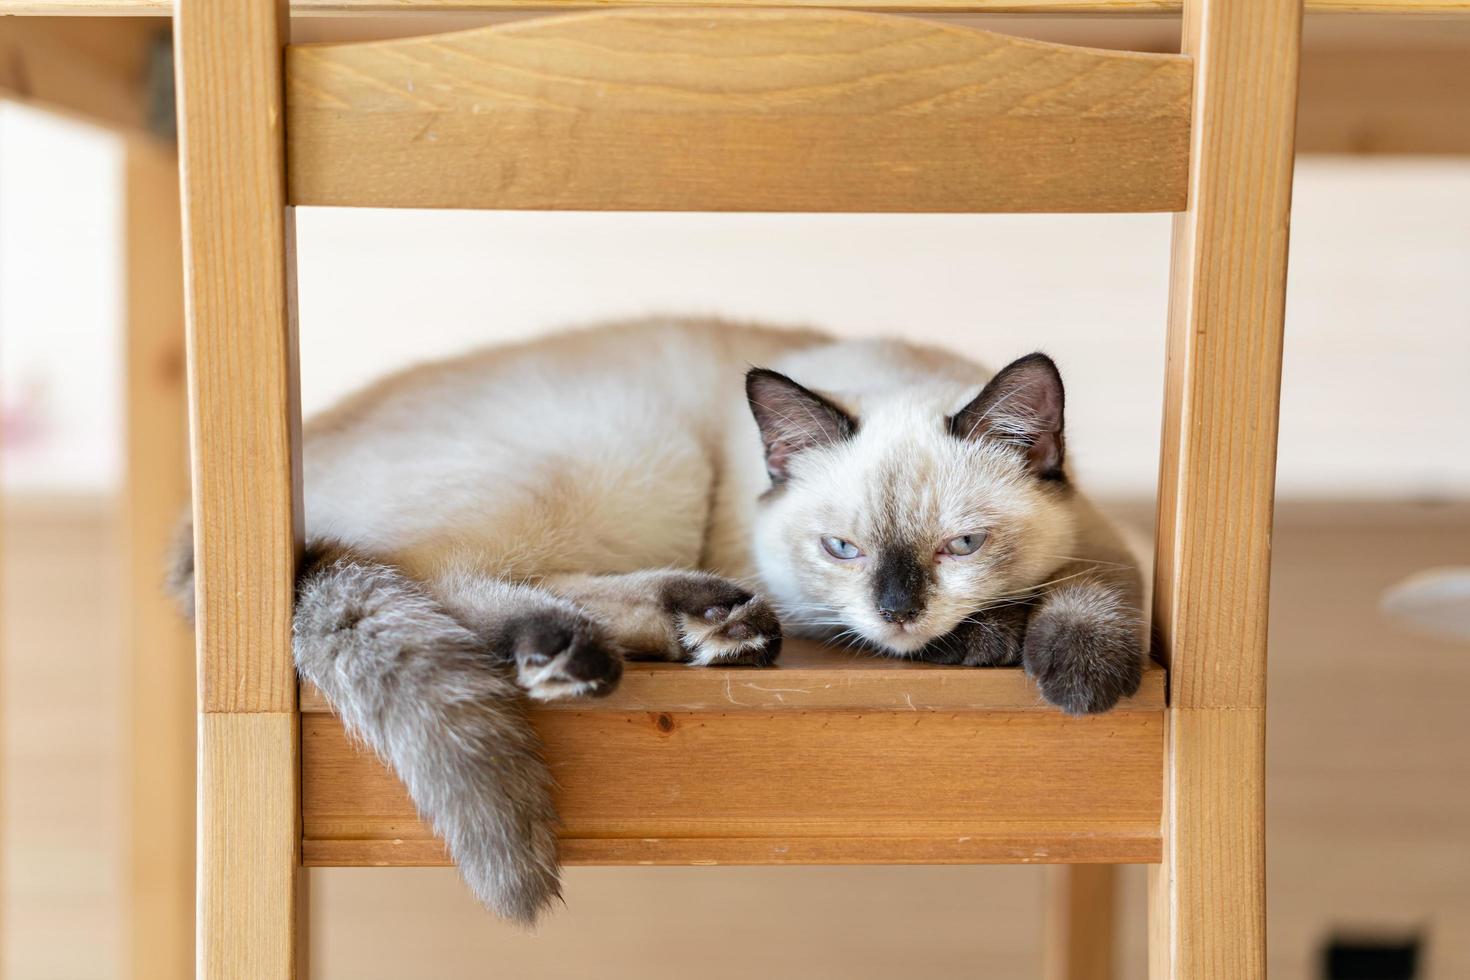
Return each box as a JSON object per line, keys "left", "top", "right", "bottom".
{"left": 173, "top": 1, "right": 1298, "bottom": 976}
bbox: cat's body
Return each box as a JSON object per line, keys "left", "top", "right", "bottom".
{"left": 171, "top": 318, "right": 1145, "bottom": 925}
{"left": 303, "top": 319, "right": 815, "bottom": 589}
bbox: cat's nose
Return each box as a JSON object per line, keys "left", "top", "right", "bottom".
{"left": 875, "top": 551, "right": 928, "bottom": 626}
{"left": 878, "top": 603, "right": 920, "bottom": 625}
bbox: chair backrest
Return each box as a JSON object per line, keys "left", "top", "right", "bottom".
{"left": 175, "top": 3, "right": 1298, "bottom": 976}
{"left": 284, "top": 11, "right": 1193, "bottom": 214}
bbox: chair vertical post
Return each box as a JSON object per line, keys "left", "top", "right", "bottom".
{"left": 174, "top": 0, "right": 303, "bottom": 976}
{"left": 1149, "top": 0, "right": 1301, "bottom": 977}
{"left": 124, "top": 134, "right": 195, "bottom": 980}
{"left": 1044, "top": 865, "right": 1116, "bottom": 980}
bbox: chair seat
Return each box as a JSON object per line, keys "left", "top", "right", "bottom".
{"left": 301, "top": 641, "right": 1166, "bottom": 867}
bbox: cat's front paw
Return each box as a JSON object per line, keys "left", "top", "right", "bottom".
{"left": 1022, "top": 586, "right": 1143, "bottom": 715}
{"left": 502, "top": 609, "right": 623, "bottom": 701}
{"left": 659, "top": 573, "right": 782, "bottom": 667}
{"left": 917, "top": 603, "right": 1031, "bottom": 666}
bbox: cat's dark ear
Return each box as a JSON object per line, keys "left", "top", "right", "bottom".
{"left": 746, "top": 368, "right": 857, "bottom": 485}
{"left": 948, "top": 353, "right": 1066, "bottom": 481}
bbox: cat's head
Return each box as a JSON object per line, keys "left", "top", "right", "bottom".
{"left": 746, "top": 353, "right": 1079, "bottom": 655}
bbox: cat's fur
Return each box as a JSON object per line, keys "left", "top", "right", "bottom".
{"left": 168, "top": 318, "right": 1144, "bottom": 925}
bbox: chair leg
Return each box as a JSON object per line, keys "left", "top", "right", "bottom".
{"left": 1148, "top": 710, "right": 1266, "bottom": 979}
{"left": 1148, "top": 0, "right": 1298, "bottom": 972}
{"left": 1044, "top": 865, "right": 1116, "bottom": 980}
{"left": 174, "top": 0, "right": 302, "bottom": 975}
{"left": 199, "top": 715, "right": 302, "bottom": 978}
{"left": 124, "top": 135, "right": 194, "bottom": 980}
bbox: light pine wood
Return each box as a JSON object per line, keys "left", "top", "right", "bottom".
{"left": 0, "top": 18, "right": 164, "bottom": 134}
{"left": 124, "top": 135, "right": 194, "bottom": 980}
{"left": 284, "top": 11, "right": 1193, "bottom": 214}
{"left": 1149, "top": 0, "right": 1300, "bottom": 974}
{"left": 301, "top": 691, "right": 1165, "bottom": 868}
{"left": 1151, "top": 0, "right": 1298, "bottom": 711}
{"left": 175, "top": 0, "right": 301, "bottom": 715}
{"left": 8, "top": 0, "right": 1470, "bottom": 16}
{"left": 299, "top": 640, "right": 1166, "bottom": 714}
{"left": 1151, "top": 709, "right": 1268, "bottom": 979}
{"left": 303, "top": 714, "right": 1163, "bottom": 866}
{"left": 306, "top": 833, "right": 1159, "bottom": 867}
{"left": 299, "top": 643, "right": 1165, "bottom": 870}
{"left": 13, "top": 8, "right": 1462, "bottom": 155}
{"left": 175, "top": 0, "right": 302, "bottom": 976}
{"left": 1044, "top": 865, "right": 1117, "bottom": 980}
{"left": 161, "top": 0, "right": 1299, "bottom": 970}
{"left": 199, "top": 713, "right": 301, "bottom": 980}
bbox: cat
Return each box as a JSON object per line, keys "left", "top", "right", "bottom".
{"left": 169, "top": 317, "right": 1144, "bottom": 925}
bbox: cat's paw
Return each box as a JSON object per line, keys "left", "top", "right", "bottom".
{"left": 920, "top": 603, "right": 1032, "bottom": 667}
{"left": 659, "top": 573, "right": 782, "bottom": 667}
{"left": 502, "top": 609, "right": 623, "bottom": 701}
{"left": 1022, "top": 584, "right": 1143, "bottom": 715}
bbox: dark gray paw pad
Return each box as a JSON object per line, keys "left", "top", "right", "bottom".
{"left": 504, "top": 611, "right": 622, "bottom": 701}
{"left": 661, "top": 575, "right": 782, "bottom": 667}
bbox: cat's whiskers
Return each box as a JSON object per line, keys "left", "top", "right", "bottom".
{"left": 991, "top": 566, "right": 1111, "bottom": 601}
{"left": 1036, "top": 554, "right": 1134, "bottom": 570}
{"left": 972, "top": 595, "right": 1045, "bottom": 614}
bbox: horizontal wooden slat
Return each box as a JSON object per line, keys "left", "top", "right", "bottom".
{"left": 0, "top": 18, "right": 164, "bottom": 135}
{"left": 305, "top": 832, "right": 1161, "bottom": 867}
{"left": 300, "top": 639, "right": 1166, "bottom": 714}
{"left": 302, "top": 642, "right": 1165, "bottom": 867}
{"left": 1297, "top": 47, "right": 1470, "bottom": 155}
{"left": 13, "top": 1, "right": 1470, "bottom": 17}
{"left": 284, "top": 10, "right": 1194, "bottom": 213}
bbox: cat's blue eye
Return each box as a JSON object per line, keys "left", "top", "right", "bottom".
{"left": 941, "top": 532, "right": 988, "bottom": 557}
{"left": 820, "top": 536, "right": 863, "bottom": 560}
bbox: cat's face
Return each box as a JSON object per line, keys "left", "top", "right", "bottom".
{"left": 748, "top": 355, "right": 1077, "bottom": 654}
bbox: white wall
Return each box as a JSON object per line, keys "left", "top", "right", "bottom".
{"left": 2, "top": 94, "right": 1466, "bottom": 501}
{"left": 295, "top": 208, "right": 1175, "bottom": 498}
{"left": 0, "top": 103, "right": 122, "bottom": 494}
{"left": 293, "top": 157, "right": 1470, "bottom": 500}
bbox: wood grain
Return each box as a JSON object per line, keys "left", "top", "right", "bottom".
{"left": 176, "top": 0, "right": 303, "bottom": 976}
{"left": 299, "top": 639, "right": 1166, "bottom": 714}
{"left": 1151, "top": 708, "right": 1267, "bottom": 979}
{"left": 175, "top": 0, "right": 302, "bottom": 714}
{"left": 9, "top": 0, "right": 1470, "bottom": 16}
{"left": 1151, "top": 0, "right": 1299, "bottom": 711}
{"left": 284, "top": 11, "right": 1193, "bottom": 213}
{"left": 1149, "top": 0, "right": 1299, "bottom": 974}
{"left": 199, "top": 713, "right": 301, "bottom": 980}
{"left": 301, "top": 703, "right": 1165, "bottom": 867}
{"left": 1044, "top": 864, "right": 1118, "bottom": 980}
{"left": 306, "top": 832, "right": 1161, "bottom": 867}
{"left": 123, "top": 135, "right": 194, "bottom": 980}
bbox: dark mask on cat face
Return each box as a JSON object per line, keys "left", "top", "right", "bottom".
{"left": 747, "top": 354, "right": 1076, "bottom": 652}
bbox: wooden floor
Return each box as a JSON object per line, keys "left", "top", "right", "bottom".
{"left": 3, "top": 498, "right": 1468, "bottom": 978}
{"left": 2, "top": 499, "right": 126, "bottom": 980}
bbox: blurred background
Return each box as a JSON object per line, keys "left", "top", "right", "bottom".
{"left": 2, "top": 11, "right": 1468, "bottom": 980}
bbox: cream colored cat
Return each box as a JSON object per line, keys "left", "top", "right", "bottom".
{"left": 172, "top": 317, "right": 1144, "bottom": 924}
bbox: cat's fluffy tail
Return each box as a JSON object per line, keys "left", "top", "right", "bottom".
{"left": 167, "top": 532, "right": 562, "bottom": 925}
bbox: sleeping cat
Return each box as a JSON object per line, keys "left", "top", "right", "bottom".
{"left": 170, "top": 318, "right": 1144, "bottom": 925}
